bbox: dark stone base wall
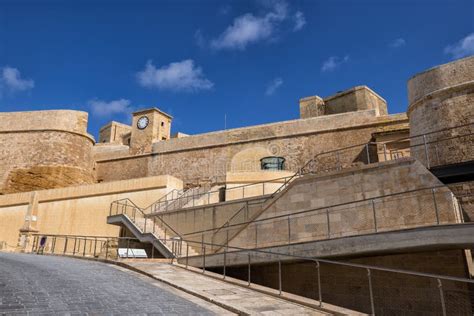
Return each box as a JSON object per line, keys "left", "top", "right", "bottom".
{"left": 219, "top": 250, "right": 472, "bottom": 314}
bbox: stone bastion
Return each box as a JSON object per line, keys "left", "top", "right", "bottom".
{"left": 407, "top": 55, "right": 474, "bottom": 167}
{"left": 0, "top": 110, "right": 95, "bottom": 194}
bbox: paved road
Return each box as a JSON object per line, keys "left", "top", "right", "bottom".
{"left": 0, "top": 253, "right": 226, "bottom": 315}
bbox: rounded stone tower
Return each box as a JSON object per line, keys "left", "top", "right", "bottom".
{"left": 407, "top": 56, "right": 474, "bottom": 168}
{"left": 0, "top": 110, "right": 95, "bottom": 194}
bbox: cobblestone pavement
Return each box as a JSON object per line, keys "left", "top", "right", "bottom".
{"left": 0, "top": 253, "right": 231, "bottom": 315}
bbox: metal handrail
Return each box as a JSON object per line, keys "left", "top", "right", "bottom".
{"left": 183, "top": 184, "right": 452, "bottom": 237}
{"left": 181, "top": 238, "right": 474, "bottom": 285}
{"left": 28, "top": 233, "right": 184, "bottom": 260}
{"left": 178, "top": 236, "right": 473, "bottom": 314}
{"left": 146, "top": 175, "right": 295, "bottom": 213}
{"left": 110, "top": 198, "right": 184, "bottom": 242}
{"left": 142, "top": 188, "right": 185, "bottom": 214}
{"left": 109, "top": 122, "right": 473, "bottom": 256}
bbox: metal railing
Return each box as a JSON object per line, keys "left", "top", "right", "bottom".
{"left": 29, "top": 234, "right": 143, "bottom": 260}
{"left": 177, "top": 238, "right": 473, "bottom": 315}
{"left": 303, "top": 121, "right": 474, "bottom": 175}
{"left": 109, "top": 198, "right": 187, "bottom": 257}
{"left": 108, "top": 122, "right": 473, "bottom": 257}
{"left": 144, "top": 175, "right": 295, "bottom": 216}
{"left": 142, "top": 188, "right": 186, "bottom": 214}
{"left": 181, "top": 185, "right": 464, "bottom": 254}
{"left": 206, "top": 122, "right": 473, "bottom": 251}
{"left": 27, "top": 231, "right": 474, "bottom": 314}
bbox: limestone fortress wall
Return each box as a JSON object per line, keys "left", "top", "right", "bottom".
{"left": 0, "top": 57, "right": 472, "bottom": 195}
{"left": 96, "top": 110, "right": 408, "bottom": 184}
{"left": 0, "top": 110, "right": 95, "bottom": 194}
{"left": 94, "top": 86, "right": 408, "bottom": 186}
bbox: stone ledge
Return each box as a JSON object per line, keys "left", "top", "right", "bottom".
{"left": 0, "top": 175, "right": 181, "bottom": 207}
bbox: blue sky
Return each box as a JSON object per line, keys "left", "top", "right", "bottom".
{"left": 0, "top": 0, "right": 473, "bottom": 139}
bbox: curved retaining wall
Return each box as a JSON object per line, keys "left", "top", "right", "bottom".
{"left": 0, "top": 110, "right": 95, "bottom": 194}
{"left": 407, "top": 56, "right": 474, "bottom": 167}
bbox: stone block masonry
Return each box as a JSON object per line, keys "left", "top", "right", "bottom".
{"left": 0, "top": 110, "right": 95, "bottom": 194}
{"left": 96, "top": 109, "right": 408, "bottom": 186}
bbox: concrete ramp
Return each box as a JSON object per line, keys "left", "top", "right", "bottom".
{"left": 122, "top": 261, "right": 359, "bottom": 315}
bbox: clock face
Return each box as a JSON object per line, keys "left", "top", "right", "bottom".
{"left": 137, "top": 116, "right": 149, "bottom": 130}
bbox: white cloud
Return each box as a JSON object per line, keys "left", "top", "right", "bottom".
{"left": 321, "top": 55, "right": 349, "bottom": 72}
{"left": 265, "top": 77, "right": 283, "bottom": 95}
{"left": 89, "top": 98, "right": 133, "bottom": 117}
{"left": 1, "top": 67, "right": 34, "bottom": 92}
{"left": 293, "top": 11, "right": 306, "bottom": 31}
{"left": 210, "top": 0, "right": 288, "bottom": 50}
{"left": 136, "top": 60, "right": 214, "bottom": 92}
{"left": 389, "top": 38, "right": 406, "bottom": 48}
{"left": 444, "top": 33, "right": 474, "bottom": 59}
{"left": 194, "top": 29, "right": 206, "bottom": 48}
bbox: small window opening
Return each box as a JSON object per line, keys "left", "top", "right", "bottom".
{"left": 260, "top": 156, "right": 285, "bottom": 170}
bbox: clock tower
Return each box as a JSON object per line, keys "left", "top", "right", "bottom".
{"left": 130, "top": 108, "right": 173, "bottom": 154}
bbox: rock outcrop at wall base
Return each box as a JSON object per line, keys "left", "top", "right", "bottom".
{"left": 1, "top": 166, "right": 95, "bottom": 194}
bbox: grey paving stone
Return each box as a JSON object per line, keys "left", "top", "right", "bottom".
{"left": 0, "top": 253, "right": 219, "bottom": 315}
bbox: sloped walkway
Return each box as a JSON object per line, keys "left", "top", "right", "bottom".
{"left": 124, "top": 261, "right": 339, "bottom": 315}
{"left": 0, "top": 252, "right": 229, "bottom": 315}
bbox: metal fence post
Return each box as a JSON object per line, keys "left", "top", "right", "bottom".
{"left": 372, "top": 199, "right": 378, "bottom": 232}
{"left": 326, "top": 209, "right": 330, "bottom": 239}
{"left": 202, "top": 246, "right": 206, "bottom": 274}
{"left": 278, "top": 260, "right": 282, "bottom": 295}
{"left": 365, "top": 144, "right": 371, "bottom": 164}
{"left": 248, "top": 253, "right": 251, "bottom": 286}
{"left": 93, "top": 238, "right": 97, "bottom": 257}
{"left": 223, "top": 248, "right": 227, "bottom": 279}
{"left": 316, "top": 261, "right": 322, "bottom": 307}
{"left": 336, "top": 151, "right": 341, "bottom": 170}
{"left": 246, "top": 201, "right": 249, "bottom": 220}
{"left": 287, "top": 216, "right": 291, "bottom": 244}
{"left": 367, "top": 269, "right": 375, "bottom": 315}
{"left": 63, "top": 237, "right": 68, "bottom": 254}
{"left": 432, "top": 188, "right": 440, "bottom": 225}
{"left": 52, "top": 237, "right": 56, "bottom": 254}
{"left": 185, "top": 244, "right": 189, "bottom": 268}
{"left": 437, "top": 279, "right": 447, "bottom": 316}
{"left": 423, "top": 135, "right": 431, "bottom": 168}
{"left": 105, "top": 239, "right": 109, "bottom": 260}
{"left": 126, "top": 239, "right": 130, "bottom": 258}
{"left": 255, "top": 223, "right": 258, "bottom": 248}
